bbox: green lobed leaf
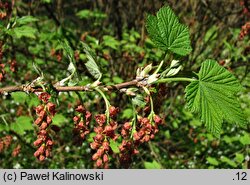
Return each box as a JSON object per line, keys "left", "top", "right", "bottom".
{"left": 146, "top": 6, "right": 192, "bottom": 56}
{"left": 52, "top": 114, "right": 67, "bottom": 127}
{"left": 239, "top": 132, "right": 250, "bottom": 145}
{"left": 12, "top": 26, "right": 37, "bottom": 39}
{"left": 121, "top": 108, "right": 133, "bottom": 119}
{"left": 11, "top": 92, "right": 28, "bottom": 104}
{"left": 16, "top": 16, "right": 39, "bottom": 25}
{"left": 146, "top": 14, "right": 166, "bottom": 50}
{"left": 102, "top": 35, "right": 120, "bottom": 50}
{"left": 132, "top": 94, "right": 146, "bottom": 107}
{"left": 10, "top": 116, "right": 33, "bottom": 136}
{"left": 185, "top": 59, "right": 246, "bottom": 137}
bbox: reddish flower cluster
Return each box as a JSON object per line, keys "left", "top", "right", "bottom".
{"left": 0, "top": 135, "right": 13, "bottom": 153}
{"left": 119, "top": 140, "right": 139, "bottom": 168}
{"left": 9, "top": 59, "right": 17, "bottom": 73}
{"left": 74, "top": 51, "right": 80, "bottom": 61}
{"left": 73, "top": 105, "right": 92, "bottom": 143}
{"left": 12, "top": 144, "right": 21, "bottom": 157}
{"left": 0, "top": 2, "right": 11, "bottom": 20}
{"left": 133, "top": 115, "right": 162, "bottom": 144}
{"left": 0, "top": 62, "right": 4, "bottom": 82}
{"left": 109, "top": 106, "right": 119, "bottom": 118}
{"left": 121, "top": 122, "right": 132, "bottom": 138}
{"left": 90, "top": 106, "right": 119, "bottom": 168}
{"left": 239, "top": 22, "right": 250, "bottom": 39}
{"left": 240, "top": 0, "right": 250, "bottom": 16}
{"left": 33, "top": 130, "right": 53, "bottom": 161}
{"left": 33, "top": 92, "right": 56, "bottom": 161}
{"left": 119, "top": 114, "right": 162, "bottom": 168}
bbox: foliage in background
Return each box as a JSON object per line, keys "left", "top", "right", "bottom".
{"left": 0, "top": 0, "right": 249, "bottom": 169}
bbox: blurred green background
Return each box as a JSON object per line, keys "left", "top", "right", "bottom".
{"left": 0, "top": 0, "right": 249, "bottom": 168}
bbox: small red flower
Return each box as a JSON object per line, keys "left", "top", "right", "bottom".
{"left": 95, "top": 114, "right": 106, "bottom": 126}
{"left": 38, "top": 92, "right": 51, "bottom": 103}
{"left": 109, "top": 106, "right": 119, "bottom": 117}
{"left": 75, "top": 105, "right": 85, "bottom": 113}
{"left": 47, "top": 102, "right": 56, "bottom": 116}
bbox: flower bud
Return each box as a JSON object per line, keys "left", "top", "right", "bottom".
{"left": 109, "top": 106, "right": 119, "bottom": 117}
{"left": 153, "top": 115, "right": 162, "bottom": 125}
{"left": 39, "top": 155, "right": 45, "bottom": 161}
{"left": 46, "top": 139, "right": 53, "bottom": 146}
{"left": 97, "top": 148, "right": 104, "bottom": 156}
{"left": 37, "top": 145, "right": 45, "bottom": 154}
{"left": 78, "top": 121, "right": 84, "bottom": 128}
{"left": 133, "top": 149, "right": 139, "bottom": 154}
{"left": 34, "top": 117, "right": 43, "bottom": 125}
{"left": 143, "top": 135, "right": 150, "bottom": 142}
{"left": 35, "top": 105, "right": 44, "bottom": 114}
{"left": 95, "top": 114, "right": 106, "bottom": 126}
{"left": 39, "top": 110, "right": 46, "bottom": 120}
{"left": 73, "top": 116, "right": 80, "bottom": 123}
{"left": 92, "top": 153, "right": 99, "bottom": 161}
{"left": 133, "top": 132, "right": 140, "bottom": 141}
{"left": 34, "top": 150, "right": 40, "bottom": 157}
{"left": 33, "top": 138, "right": 43, "bottom": 147}
{"left": 104, "top": 125, "right": 113, "bottom": 133}
{"left": 75, "top": 105, "right": 85, "bottom": 113}
{"left": 121, "top": 129, "right": 128, "bottom": 137}
{"left": 39, "top": 130, "right": 47, "bottom": 135}
{"left": 40, "top": 122, "right": 48, "bottom": 130}
{"left": 47, "top": 102, "right": 56, "bottom": 116}
{"left": 46, "top": 116, "right": 52, "bottom": 124}
{"left": 94, "top": 134, "right": 104, "bottom": 142}
{"left": 38, "top": 92, "right": 51, "bottom": 103}
{"left": 96, "top": 159, "right": 103, "bottom": 167}
{"left": 102, "top": 141, "right": 109, "bottom": 151}
{"left": 90, "top": 142, "right": 100, "bottom": 150}
{"left": 85, "top": 111, "right": 92, "bottom": 122}
{"left": 103, "top": 154, "right": 109, "bottom": 163}
{"left": 123, "top": 122, "right": 131, "bottom": 130}
{"left": 94, "top": 127, "right": 103, "bottom": 134}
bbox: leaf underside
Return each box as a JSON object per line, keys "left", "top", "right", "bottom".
{"left": 82, "top": 42, "right": 102, "bottom": 80}
{"left": 146, "top": 6, "right": 192, "bottom": 56}
{"left": 185, "top": 60, "right": 246, "bottom": 137}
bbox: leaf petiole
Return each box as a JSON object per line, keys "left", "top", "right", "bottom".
{"left": 155, "top": 77, "right": 196, "bottom": 84}
{"left": 95, "top": 87, "right": 111, "bottom": 124}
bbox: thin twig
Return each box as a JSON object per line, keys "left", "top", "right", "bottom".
{"left": 0, "top": 79, "right": 139, "bottom": 94}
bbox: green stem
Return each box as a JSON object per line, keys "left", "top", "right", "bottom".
{"left": 95, "top": 87, "right": 110, "bottom": 124}
{"left": 142, "top": 87, "right": 155, "bottom": 122}
{"left": 148, "top": 95, "right": 155, "bottom": 123}
{"left": 129, "top": 98, "right": 138, "bottom": 139}
{"left": 154, "top": 53, "right": 169, "bottom": 75}
{"left": 155, "top": 77, "right": 196, "bottom": 84}
{"left": 75, "top": 91, "right": 84, "bottom": 105}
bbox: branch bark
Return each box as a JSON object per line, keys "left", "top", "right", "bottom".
{"left": 0, "top": 80, "right": 139, "bottom": 94}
